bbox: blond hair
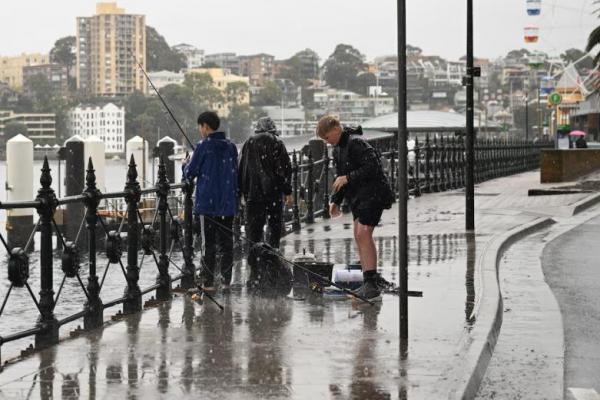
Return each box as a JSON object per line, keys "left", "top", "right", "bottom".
{"left": 316, "top": 115, "right": 341, "bottom": 138}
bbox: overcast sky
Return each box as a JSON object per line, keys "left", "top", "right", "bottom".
{"left": 1, "top": 0, "right": 597, "bottom": 62}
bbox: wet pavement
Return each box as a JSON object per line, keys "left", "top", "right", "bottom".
{"left": 475, "top": 228, "right": 564, "bottom": 400}
{"left": 543, "top": 214, "right": 600, "bottom": 399}
{"left": 1, "top": 169, "right": 599, "bottom": 399}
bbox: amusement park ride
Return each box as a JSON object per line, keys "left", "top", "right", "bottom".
{"left": 521, "top": 0, "right": 600, "bottom": 138}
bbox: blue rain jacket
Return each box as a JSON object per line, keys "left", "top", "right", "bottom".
{"left": 184, "top": 131, "right": 238, "bottom": 216}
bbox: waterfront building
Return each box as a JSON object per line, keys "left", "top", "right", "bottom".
{"left": 68, "top": 102, "right": 125, "bottom": 154}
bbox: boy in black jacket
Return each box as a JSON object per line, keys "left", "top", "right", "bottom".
{"left": 317, "top": 115, "right": 393, "bottom": 302}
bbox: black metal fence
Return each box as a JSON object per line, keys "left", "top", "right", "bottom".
{"left": 0, "top": 156, "right": 197, "bottom": 366}
{"left": 284, "top": 134, "right": 553, "bottom": 232}
{"left": 0, "top": 133, "right": 551, "bottom": 366}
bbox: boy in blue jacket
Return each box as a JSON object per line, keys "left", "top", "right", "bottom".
{"left": 183, "top": 111, "right": 238, "bottom": 290}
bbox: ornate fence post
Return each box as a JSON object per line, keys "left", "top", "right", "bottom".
{"left": 35, "top": 157, "right": 59, "bottom": 348}
{"left": 432, "top": 135, "right": 439, "bottom": 192}
{"left": 83, "top": 158, "right": 103, "bottom": 330}
{"left": 322, "top": 148, "right": 330, "bottom": 219}
{"left": 156, "top": 158, "right": 171, "bottom": 301}
{"left": 123, "top": 155, "right": 142, "bottom": 314}
{"left": 425, "top": 134, "right": 431, "bottom": 192}
{"left": 414, "top": 137, "right": 421, "bottom": 196}
{"left": 306, "top": 151, "right": 314, "bottom": 224}
{"left": 449, "top": 137, "right": 456, "bottom": 189}
{"left": 440, "top": 135, "right": 447, "bottom": 191}
{"left": 292, "top": 151, "right": 301, "bottom": 233}
{"left": 181, "top": 175, "right": 196, "bottom": 289}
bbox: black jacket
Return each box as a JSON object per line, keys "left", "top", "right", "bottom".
{"left": 331, "top": 126, "right": 393, "bottom": 210}
{"left": 239, "top": 131, "right": 292, "bottom": 202}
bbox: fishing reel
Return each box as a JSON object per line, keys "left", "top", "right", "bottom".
{"left": 105, "top": 230, "right": 123, "bottom": 263}
{"left": 61, "top": 241, "right": 81, "bottom": 278}
{"left": 8, "top": 247, "right": 29, "bottom": 288}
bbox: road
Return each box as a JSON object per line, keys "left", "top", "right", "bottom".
{"left": 543, "top": 214, "right": 600, "bottom": 400}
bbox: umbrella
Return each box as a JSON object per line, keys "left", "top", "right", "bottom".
{"left": 569, "top": 130, "right": 586, "bottom": 137}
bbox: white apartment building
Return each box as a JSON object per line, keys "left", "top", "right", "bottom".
{"left": 68, "top": 103, "right": 125, "bottom": 154}
{"left": 172, "top": 44, "right": 205, "bottom": 69}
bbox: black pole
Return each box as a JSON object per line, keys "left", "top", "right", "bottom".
{"left": 397, "top": 0, "right": 409, "bottom": 349}
{"left": 465, "top": 0, "right": 475, "bottom": 231}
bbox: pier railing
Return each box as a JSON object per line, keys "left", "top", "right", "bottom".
{"left": 0, "top": 156, "right": 197, "bottom": 365}
{"left": 285, "top": 134, "right": 553, "bottom": 232}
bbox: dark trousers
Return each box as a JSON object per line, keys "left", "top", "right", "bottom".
{"left": 196, "top": 215, "right": 234, "bottom": 286}
{"left": 245, "top": 199, "right": 283, "bottom": 249}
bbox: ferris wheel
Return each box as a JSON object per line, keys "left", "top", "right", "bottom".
{"left": 523, "top": 0, "right": 599, "bottom": 96}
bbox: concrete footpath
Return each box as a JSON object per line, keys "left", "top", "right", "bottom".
{"left": 0, "top": 170, "right": 599, "bottom": 399}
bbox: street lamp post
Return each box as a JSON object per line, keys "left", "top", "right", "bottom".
{"left": 397, "top": 0, "right": 409, "bottom": 349}
{"left": 465, "top": 0, "right": 475, "bottom": 231}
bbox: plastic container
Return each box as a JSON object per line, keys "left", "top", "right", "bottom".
{"left": 333, "top": 268, "right": 364, "bottom": 290}
{"left": 292, "top": 250, "right": 333, "bottom": 287}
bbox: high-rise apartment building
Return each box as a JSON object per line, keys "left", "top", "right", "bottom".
{"left": 76, "top": 3, "right": 147, "bottom": 96}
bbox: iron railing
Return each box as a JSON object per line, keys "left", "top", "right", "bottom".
{"left": 284, "top": 134, "right": 553, "bottom": 232}
{"left": 0, "top": 156, "right": 196, "bottom": 366}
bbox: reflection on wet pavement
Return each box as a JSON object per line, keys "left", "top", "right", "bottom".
{"left": 0, "top": 234, "right": 478, "bottom": 399}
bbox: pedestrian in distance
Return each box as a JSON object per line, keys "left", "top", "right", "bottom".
{"left": 183, "top": 111, "right": 238, "bottom": 291}
{"left": 575, "top": 135, "right": 588, "bottom": 149}
{"left": 238, "top": 117, "right": 293, "bottom": 286}
{"left": 316, "top": 115, "right": 394, "bottom": 302}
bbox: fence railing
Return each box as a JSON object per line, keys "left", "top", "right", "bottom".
{"left": 0, "top": 156, "right": 197, "bottom": 366}
{"left": 284, "top": 134, "right": 553, "bottom": 232}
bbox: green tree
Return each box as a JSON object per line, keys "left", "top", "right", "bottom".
{"left": 323, "top": 44, "right": 366, "bottom": 92}
{"left": 146, "top": 26, "right": 186, "bottom": 72}
{"left": 4, "top": 122, "right": 28, "bottom": 137}
{"left": 251, "top": 81, "right": 282, "bottom": 106}
{"left": 561, "top": 48, "right": 593, "bottom": 70}
{"left": 183, "top": 72, "right": 224, "bottom": 106}
{"left": 50, "top": 36, "right": 76, "bottom": 90}
{"left": 225, "top": 81, "right": 249, "bottom": 105}
{"left": 225, "top": 104, "right": 256, "bottom": 143}
{"left": 25, "top": 73, "right": 53, "bottom": 112}
{"left": 276, "top": 49, "right": 320, "bottom": 87}
{"left": 1, "top": 122, "right": 27, "bottom": 148}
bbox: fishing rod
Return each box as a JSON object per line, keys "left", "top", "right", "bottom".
{"left": 198, "top": 213, "right": 375, "bottom": 306}
{"left": 129, "top": 51, "right": 196, "bottom": 150}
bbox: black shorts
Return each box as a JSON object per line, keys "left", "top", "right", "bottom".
{"left": 351, "top": 207, "right": 384, "bottom": 227}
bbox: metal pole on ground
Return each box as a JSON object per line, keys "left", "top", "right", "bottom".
{"left": 465, "top": 0, "right": 475, "bottom": 231}
{"left": 397, "top": 0, "right": 409, "bottom": 350}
